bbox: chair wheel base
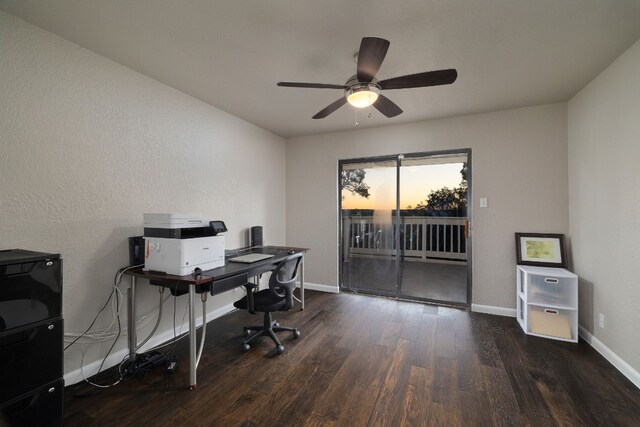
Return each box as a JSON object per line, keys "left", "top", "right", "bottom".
{"left": 242, "top": 344, "right": 251, "bottom": 352}
{"left": 293, "top": 329, "right": 301, "bottom": 339}
{"left": 276, "top": 345, "right": 285, "bottom": 354}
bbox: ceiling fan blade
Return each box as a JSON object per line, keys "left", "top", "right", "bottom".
{"left": 357, "top": 37, "right": 390, "bottom": 83}
{"left": 277, "top": 82, "right": 346, "bottom": 89}
{"left": 379, "top": 69, "right": 458, "bottom": 90}
{"left": 373, "top": 94, "right": 403, "bottom": 118}
{"left": 312, "top": 97, "right": 348, "bottom": 119}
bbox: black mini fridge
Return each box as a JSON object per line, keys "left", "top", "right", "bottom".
{"left": 0, "top": 249, "right": 63, "bottom": 427}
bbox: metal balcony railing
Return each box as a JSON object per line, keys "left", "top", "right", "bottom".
{"left": 343, "top": 216, "right": 467, "bottom": 262}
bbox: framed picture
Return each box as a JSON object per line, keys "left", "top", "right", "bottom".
{"left": 515, "top": 233, "right": 567, "bottom": 268}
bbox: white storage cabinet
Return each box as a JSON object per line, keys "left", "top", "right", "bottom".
{"left": 516, "top": 265, "right": 578, "bottom": 342}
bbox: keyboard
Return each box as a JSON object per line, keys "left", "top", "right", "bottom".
{"left": 228, "top": 253, "right": 275, "bottom": 264}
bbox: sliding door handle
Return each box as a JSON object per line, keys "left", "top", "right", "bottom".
{"left": 464, "top": 220, "right": 470, "bottom": 239}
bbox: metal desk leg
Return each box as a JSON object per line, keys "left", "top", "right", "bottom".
{"left": 127, "top": 276, "right": 137, "bottom": 363}
{"left": 300, "top": 255, "right": 305, "bottom": 310}
{"left": 188, "top": 284, "right": 197, "bottom": 390}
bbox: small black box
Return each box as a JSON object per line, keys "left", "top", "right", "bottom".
{"left": 128, "top": 236, "right": 145, "bottom": 267}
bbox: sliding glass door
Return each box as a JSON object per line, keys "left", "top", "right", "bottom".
{"left": 340, "top": 159, "right": 399, "bottom": 296}
{"left": 339, "top": 150, "right": 471, "bottom": 306}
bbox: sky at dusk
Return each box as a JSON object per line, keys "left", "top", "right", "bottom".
{"left": 342, "top": 162, "right": 464, "bottom": 210}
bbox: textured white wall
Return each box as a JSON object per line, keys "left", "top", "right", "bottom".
{"left": 0, "top": 12, "right": 286, "bottom": 379}
{"left": 286, "top": 104, "right": 568, "bottom": 309}
{"left": 568, "top": 39, "right": 640, "bottom": 372}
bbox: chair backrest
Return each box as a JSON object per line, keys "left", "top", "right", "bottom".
{"left": 269, "top": 253, "right": 303, "bottom": 310}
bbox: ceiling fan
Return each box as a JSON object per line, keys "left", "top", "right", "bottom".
{"left": 277, "top": 37, "right": 457, "bottom": 119}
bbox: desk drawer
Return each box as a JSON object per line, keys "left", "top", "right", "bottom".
{"left": 211, "top": 273, "right": 248, "bottom": 295}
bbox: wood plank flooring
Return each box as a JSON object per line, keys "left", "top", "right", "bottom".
{"left": 64, "top": 291, "right": 640, "bottom": 426}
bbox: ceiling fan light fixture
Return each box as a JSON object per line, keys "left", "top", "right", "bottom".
{"left": 346, "top": 86, "right": 380, "bottom": 108}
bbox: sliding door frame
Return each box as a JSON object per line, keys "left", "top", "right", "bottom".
{"left": 338, "top": 148, "right": 473, "bottom": 308}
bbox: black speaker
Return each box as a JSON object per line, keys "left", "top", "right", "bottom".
{"left": 250, "top": 226, "right": 263, "bottom": 247}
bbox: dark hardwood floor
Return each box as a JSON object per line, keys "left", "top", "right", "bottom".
{"left": 64, "top": 291, "right": 640, "bottom": 426}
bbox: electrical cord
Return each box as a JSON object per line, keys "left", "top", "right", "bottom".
{"left": 143, "top": 293, "right": 210, "bottom": 354}
{"left": 135, "top": 287, "right": 165, "bottom": 351}
{"left": 63, "top": 292, "right": 170, "bottom": 344}
{"left": 162, "top": 281, "right": 181, "bottom": 390}
{"left": 79, "top": 348, "right": 127, "bottom": 389}
{"left": 168, "top": 282, "right": 189, "bottom": 369}
{"left": 80, "top": 292, "right": 123, "bottom": 388}
{"left": 68, "top": 264, "right": 172, "bottom": 390}
{"left": 65, "top": 265, "right": 169, "bottom": 347}
{"left": 72, "top": 271, "right": 203, "bottom": 390}
{"left": 148, "top": 332, "right": 187, "bottom": 352}
{"left": 64, "top": 265, "right": 141, "bottom": 351}
{"left": 196, "top": 295, "right": 207, "bottom": 369}
{"left": 71, "top": 354, "right": 129, "bottom": 397}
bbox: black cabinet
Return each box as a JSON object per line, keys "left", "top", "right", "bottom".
{"left": 0, "top": 249, "right": 63, "bottom": 427}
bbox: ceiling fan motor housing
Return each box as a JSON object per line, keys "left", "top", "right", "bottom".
{"left": 345, "top": 75, "right": 380, "bottom": 107}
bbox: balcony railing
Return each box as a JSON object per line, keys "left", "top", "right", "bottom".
{"left": 343, "top": 216, "right": 467, "bottom": 262}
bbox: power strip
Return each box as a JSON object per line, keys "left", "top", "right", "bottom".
{"left": 124, "top": 350, "right": 167, "bottom": 376}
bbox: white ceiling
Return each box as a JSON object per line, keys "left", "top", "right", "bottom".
{"left": 2, "top": 1, "right": 640, "bottom": 138}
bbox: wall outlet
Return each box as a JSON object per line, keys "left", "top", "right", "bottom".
{"left": 598, "top": 313, "right": 605, "bottom": 328}
{"left": 479, "top": 197, "right": 488, "bottom": 208}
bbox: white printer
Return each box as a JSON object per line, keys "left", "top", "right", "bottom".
{"left": 143, "top": 213, "right": 226, "bottom": 276}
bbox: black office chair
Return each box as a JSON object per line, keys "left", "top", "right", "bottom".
{"left": 233, "top": 253, "right": 302, "bottom": 354}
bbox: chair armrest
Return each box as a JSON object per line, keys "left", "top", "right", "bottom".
{"left": 271, "top": 282, "right": 295, "bottom": 310}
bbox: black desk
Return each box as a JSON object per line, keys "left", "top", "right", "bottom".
{"left": 124, "top": 246, "right": 308, "bottom": 389}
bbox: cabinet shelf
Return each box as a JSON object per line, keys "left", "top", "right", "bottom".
{"left": 517, "top": 265, "right": 578, "bottom": 343}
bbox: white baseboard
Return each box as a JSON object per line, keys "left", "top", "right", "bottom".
{"left": 578, "top": 325, "right": 640, "bottom": 389}
{"left": 471, "top": 303, "right": 517, "bottom": 317}
{"left": 297, "top": 281, "right": 339, "bottom": 293}
{"left": 64, "top": 302, "right": 236, "bottom": 386}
